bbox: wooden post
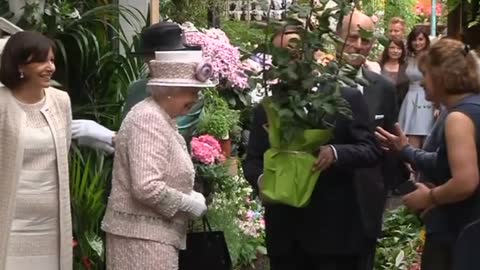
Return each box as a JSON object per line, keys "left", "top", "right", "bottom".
{"left": 447, "top": 0, "right": 464, "bottom": 40}
{"left": 150, "top": 0, "right": 160, "bottom": 24}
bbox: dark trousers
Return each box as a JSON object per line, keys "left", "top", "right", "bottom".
{"left": 269, "top": 241, "right": 376, "bottom": 270}
{"left": 421, "top": 233, "right": 454, "bottom": 270}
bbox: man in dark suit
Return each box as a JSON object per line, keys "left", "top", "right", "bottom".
{"left": 243, "top": 10, "right": 408, "bottom": 270}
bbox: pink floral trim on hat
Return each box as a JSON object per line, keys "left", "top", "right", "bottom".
{"left": 195, "top": 61, "right": 213, "bottom": 82}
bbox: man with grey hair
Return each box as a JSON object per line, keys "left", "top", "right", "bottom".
{"left": 325, "top": 9, "right": 409, "bottom": 269}
{"left": 243, "top": 10, "right": 396, "bottom": 270}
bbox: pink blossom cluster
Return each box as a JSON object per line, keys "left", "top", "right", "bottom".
{"left": 184, "top": 29, "right": 248, "bottom": 89}
{"left": 237, "top": 209, "right": 265, "bottom": 238}
{"left": 415, "top": 3, "right": 442, "bottom": 16}
{"left": 191, "top": 135, "right": 224, "bottom": 165}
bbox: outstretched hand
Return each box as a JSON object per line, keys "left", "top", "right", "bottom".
{"left": 375, "top": 123, "right": 408, "bottom": 152}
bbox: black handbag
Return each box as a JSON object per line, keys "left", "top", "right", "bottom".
{"left": 179, "top": 218, "right": 232, "bottom": 270}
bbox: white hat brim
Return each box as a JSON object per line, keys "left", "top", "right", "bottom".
{"left": 147, "top": 80, "right": 218, "bottom": 88}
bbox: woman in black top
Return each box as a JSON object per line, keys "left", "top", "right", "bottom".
{"left": 379, "top": 39, "right": 409, "bottom": 107}
{"left": 376, "top": 38, "right": 480, "bottom": 270}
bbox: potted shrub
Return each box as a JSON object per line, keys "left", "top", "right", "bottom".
{"left": 197, "top": 89, "right": 241, "bottom": 157}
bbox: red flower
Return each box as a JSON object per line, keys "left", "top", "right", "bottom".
{"left": 72, "top": 239, "right": 78, "bottom": 249}
{"left": 82, "top": 256, "right": 92, "bottom": 270}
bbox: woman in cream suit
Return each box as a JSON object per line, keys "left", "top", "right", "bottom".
{"left": 0, "top": 31, "right": 73, "bottom": 270}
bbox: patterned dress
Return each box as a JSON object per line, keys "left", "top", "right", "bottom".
{"left": 398, "top": 58, "right": 434, "bottom": 136}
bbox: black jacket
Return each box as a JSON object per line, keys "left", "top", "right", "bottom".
{"left": 243, "top": 87, "right": 382, "bottom": 255}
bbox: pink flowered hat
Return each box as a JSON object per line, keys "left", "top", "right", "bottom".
{"left": 147, "top": 50, "right": 218, "bottom": 88}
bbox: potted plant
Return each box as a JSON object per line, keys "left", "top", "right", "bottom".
{"left": 190, "top": 134, "right": 229, "bottom": 199}
{"left": 253, "top": 1, "right": 354, "bottom": 207}
{"left": 197, "top": 88, "right": 241, "bottom": 157}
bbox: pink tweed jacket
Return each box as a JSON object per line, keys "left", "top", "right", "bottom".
{"left": 101, "top": 97, "right": 195, "bottom": 249}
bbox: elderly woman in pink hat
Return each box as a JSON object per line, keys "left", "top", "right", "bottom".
{"left": 101, "top": 49, "right": 216, "bottom": 270}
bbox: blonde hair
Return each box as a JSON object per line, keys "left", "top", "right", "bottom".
{"left": 389, "top": 17, "right": 406, "bottom": 28}
{"left": 422, "top": 38, "right": 480, "bottom": 95}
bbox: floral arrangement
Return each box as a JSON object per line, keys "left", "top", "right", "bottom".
{"left": 237, "top": 199, "right": 265, "bottom": 239}
{"left": 191, "top": 135, "right": 225, "bottom": 165}
{"left": 182, "top": 22, "right": 248, "bottom": 89}
{"left": 207, "top": 174, "right": 267, "bottom": 267}
{"left": 415, "top": 2, "right": 442, "bottom": 23}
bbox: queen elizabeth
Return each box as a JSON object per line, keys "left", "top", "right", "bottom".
{"left": 101, "top": 49, "right": 217, "bottom": 270}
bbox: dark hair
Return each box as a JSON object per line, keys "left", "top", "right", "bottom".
{"left": 380, "top": 39, "right": 406, "bottom": 66}
{"left": 407, "top": 27, "right": 430, "bottom": 56}
{"left": 0, "top": 31, "right": 56, "bottom": 90}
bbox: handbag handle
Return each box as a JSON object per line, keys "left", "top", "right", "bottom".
{"left": 202, "top": 216, "right": 213, "bottom": 232}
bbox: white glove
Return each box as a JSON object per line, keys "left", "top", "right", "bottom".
{"left": 179, "top": 192, "right": 207, "bottom": 218}
{"left": 190, "top": 190, "right": 206, "bottom": 204}
{"left": 72, "top": 120, "right": 115, "bottom": 145}
{"left": 77, "top": 137, "right": 115, "bottom": 155}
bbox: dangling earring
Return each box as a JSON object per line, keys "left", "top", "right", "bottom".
{"left": 19, "top": 70, "right": 24, "bottom": 79}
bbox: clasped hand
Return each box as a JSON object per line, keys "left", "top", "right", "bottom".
{"left": 312, "top": 145, "right": 335, "bottom": 171}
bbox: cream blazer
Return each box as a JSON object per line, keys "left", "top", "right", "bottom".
{"left": 0, "top": 86, "right": 73, "bottom": 270}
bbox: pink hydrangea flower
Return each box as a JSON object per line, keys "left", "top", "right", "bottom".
{"left": 191, "top": 135, "right": 224, "bottom": 165}
{"left": 184, "top": 29, "right": 248, "bottom": 89}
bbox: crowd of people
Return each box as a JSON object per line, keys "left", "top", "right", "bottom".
{"left": 1, "top": 7, "right": 480, "bottom": 270}
{"left": 244, "top": 11, "right": 480, "bottom": 270}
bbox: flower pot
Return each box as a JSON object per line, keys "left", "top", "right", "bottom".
{"left": 225, "top": 157, "right": 238, "bottom": 176}
{"left": 219, "top": 138, "right": 232, "bottom": 158}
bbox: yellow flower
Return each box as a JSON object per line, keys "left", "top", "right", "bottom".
{"left": 419, "top": 227, "right": 426, "bottom": 244}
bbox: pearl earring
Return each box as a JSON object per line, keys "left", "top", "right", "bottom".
{"left": 167, "top": 96, "right": 172, "bottom": 99}
{"left": 19, "top": 70, "right": 24, "bottom": 79}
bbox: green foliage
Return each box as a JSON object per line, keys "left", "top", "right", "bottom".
{"left": 160, "top": 0, "right": 227, "bottom": 27}
{"left": 195, "top": 162, "right": 233, "bottom": 197}
{"left": 383, "top": 0, "right": 418, "bottom": 32}
{"left": 197, "top": 89, "right": 241, "bottom": 139}
{"left": 70, "top": 146, "right": 112, "bottom": 270}
{"left": 19, "top": 0, "right": 148, "bottom": 130}
{"left": 0, "top": 0, "right": 12, "bottom": 18}
{"left": 448, "top": 0, "right": 480, "bottom": 28}
{"left": 222, "top": 20, "right": 265, "bottom": 53}
{"left": 375, "top": 207, "right": 423, "bottom": 270}
{"left": 256, "top": 0, "right": 354, "bottom": 144}
{"left": 206, "top": 174, "right": 266, "bottom": 269}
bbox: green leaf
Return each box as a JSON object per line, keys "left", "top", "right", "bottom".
{"left": 358, "top": 25, "right": 374, "bottom": 40}
{"left": 86, "top": 231, "right": 104, "bottom": 260}
{"left": 395, "top": 250, "right": 405, "bottom": 267}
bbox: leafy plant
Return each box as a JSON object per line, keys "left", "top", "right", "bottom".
{"left": 383, "top": 0, "right": 418, "bottom": 31}
{"left": 70, "top": 145, "right": 112, "bottom": 270}
{"left": 448, "top": 0, "right": 480, "bottom": 28}
{"left": 206, "top": 174, "right": 266, "bottom": 269}
{"left": 375, "top": 207, "right": 423, "bottom": 270}
{"left": 19, "top": 0, "right": 147, "bottom": 130}
{"left": 160, "top": 0, "right": 227, "bottom": 27}
{"left": 197, "top": 89, "right": 241, "bottom": 139}
{"left": 256, "top": 0, "right": 354, "bottom": 143}
{"left": 222, "top": 20, "right": 265, "bottom": 53}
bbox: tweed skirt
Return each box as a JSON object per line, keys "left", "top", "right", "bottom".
{"left": 106, "top": 233, "right": 179, "bottom": 270}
